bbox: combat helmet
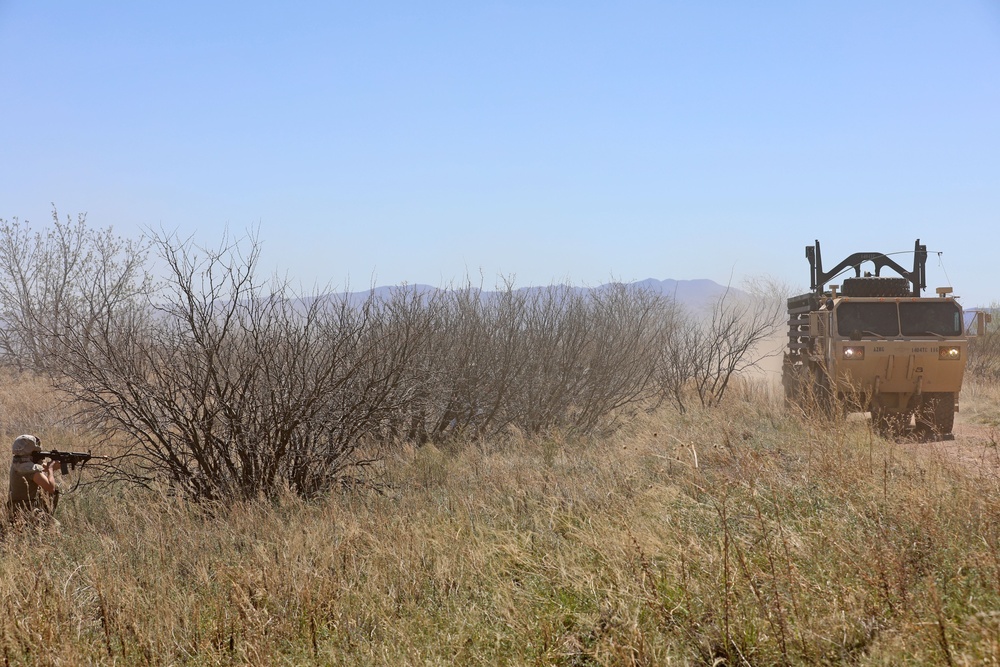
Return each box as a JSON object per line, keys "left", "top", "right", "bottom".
{"left": 12, "top": 434, "right": 41, "bottom": 457}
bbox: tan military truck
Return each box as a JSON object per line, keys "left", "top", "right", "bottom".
{"left": 782, "top": 240, "right": 980, "bottom": 436}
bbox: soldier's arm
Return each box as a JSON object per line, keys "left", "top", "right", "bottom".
{"left": 31, "top": 461, "right": 59, "bottom": 494}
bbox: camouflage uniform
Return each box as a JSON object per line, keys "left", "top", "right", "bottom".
{"left": 7, "top": 434, "right": 58, "bottom": 520}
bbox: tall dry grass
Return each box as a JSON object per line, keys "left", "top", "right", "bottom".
{"left": 1, "top": 374, "right": 1000, "bottom": 665}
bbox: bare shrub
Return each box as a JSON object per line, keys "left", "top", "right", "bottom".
{"left": 403, "top": 281, "right": 677, "bottom": 441}
{"left": 45, "top": 231, "right": 429, "bottom": 501}
{"left": 398, "top": 280, "right": 522, "bottom": 443}
{"left": 565, "top": 283, "right": 674, "bottom": 431}
{"left": 658, "top": 280, "right": 785, "bottom": 412}
{"left": 0, "top": 208, "right": 152, "bottom": 371}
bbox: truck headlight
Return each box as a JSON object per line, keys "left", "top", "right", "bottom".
{"left": 842, "top": 346, "right": 864, "bottom": 360}
{"left": 939, "top": 346, "right": 961, "bottom": 360}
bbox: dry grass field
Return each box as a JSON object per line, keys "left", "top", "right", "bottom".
{"left": 2, "top": 374, "right": 1000, "bottom": 666}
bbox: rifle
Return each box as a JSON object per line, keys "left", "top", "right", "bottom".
{"left": 30, "top": 450, "right": 109, "bottom": 475}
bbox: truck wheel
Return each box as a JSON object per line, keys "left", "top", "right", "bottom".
{"left": 872, "top": 407, "right": 908, "bottom": 437}
{"left": 782, "top": 363, "right": 799, "bottom": 410}
{"left": 813, "top": 367, "right": 836, "bottom": 418}
{"left": 784, "top": 361, "right": 816, "bottom": 412}
{"left": 916, "top": 393, "right": 955, "bottom": 436}
{"left": 871, "top": 407, "right": 890, "bottom": 436}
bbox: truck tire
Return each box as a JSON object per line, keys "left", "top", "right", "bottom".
{"left": 871, "top": 406, "right": 910, "bottom": 437}
{"left": 813, "top": 366, "right": 836, "bottom": 418}
{"left": 916, "top": 392, "right": 955, "bottom": 436}
{"left": 840, "top": 277, "right": 911, "bottom": 297}
{"left": 782, "top": 360, "right": 806, "bottom": 410}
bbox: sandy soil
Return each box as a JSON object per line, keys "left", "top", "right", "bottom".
{"left": 907, "top": 413, "right": 1000, "bottom": 471}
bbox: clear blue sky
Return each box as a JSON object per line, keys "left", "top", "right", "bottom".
{"left": 2, "top": 2, "right": 998, "bottom": 305}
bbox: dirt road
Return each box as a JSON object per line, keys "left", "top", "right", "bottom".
{"left": 899, "top": 413, "right": 999, "bottom": 471}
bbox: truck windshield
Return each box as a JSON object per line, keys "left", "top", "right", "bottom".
{"left": 836, "top": 302, "right": 899, "bottom": 337}
{"left": 835, "top": 301, "right": 963, "bottom": 337}
{"left": 899, "top": 302, "right": 962, "bottom": 336}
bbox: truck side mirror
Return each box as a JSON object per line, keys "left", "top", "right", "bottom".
{"left": 809, "top": 312, "right": 825, "bottom": 337}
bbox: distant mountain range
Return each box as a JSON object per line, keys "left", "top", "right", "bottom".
{"left": 325, "top": 278, "right": 741, "bottom": 310}
{"left": 621, "top": 278, "right": 744, "bottom": 308}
